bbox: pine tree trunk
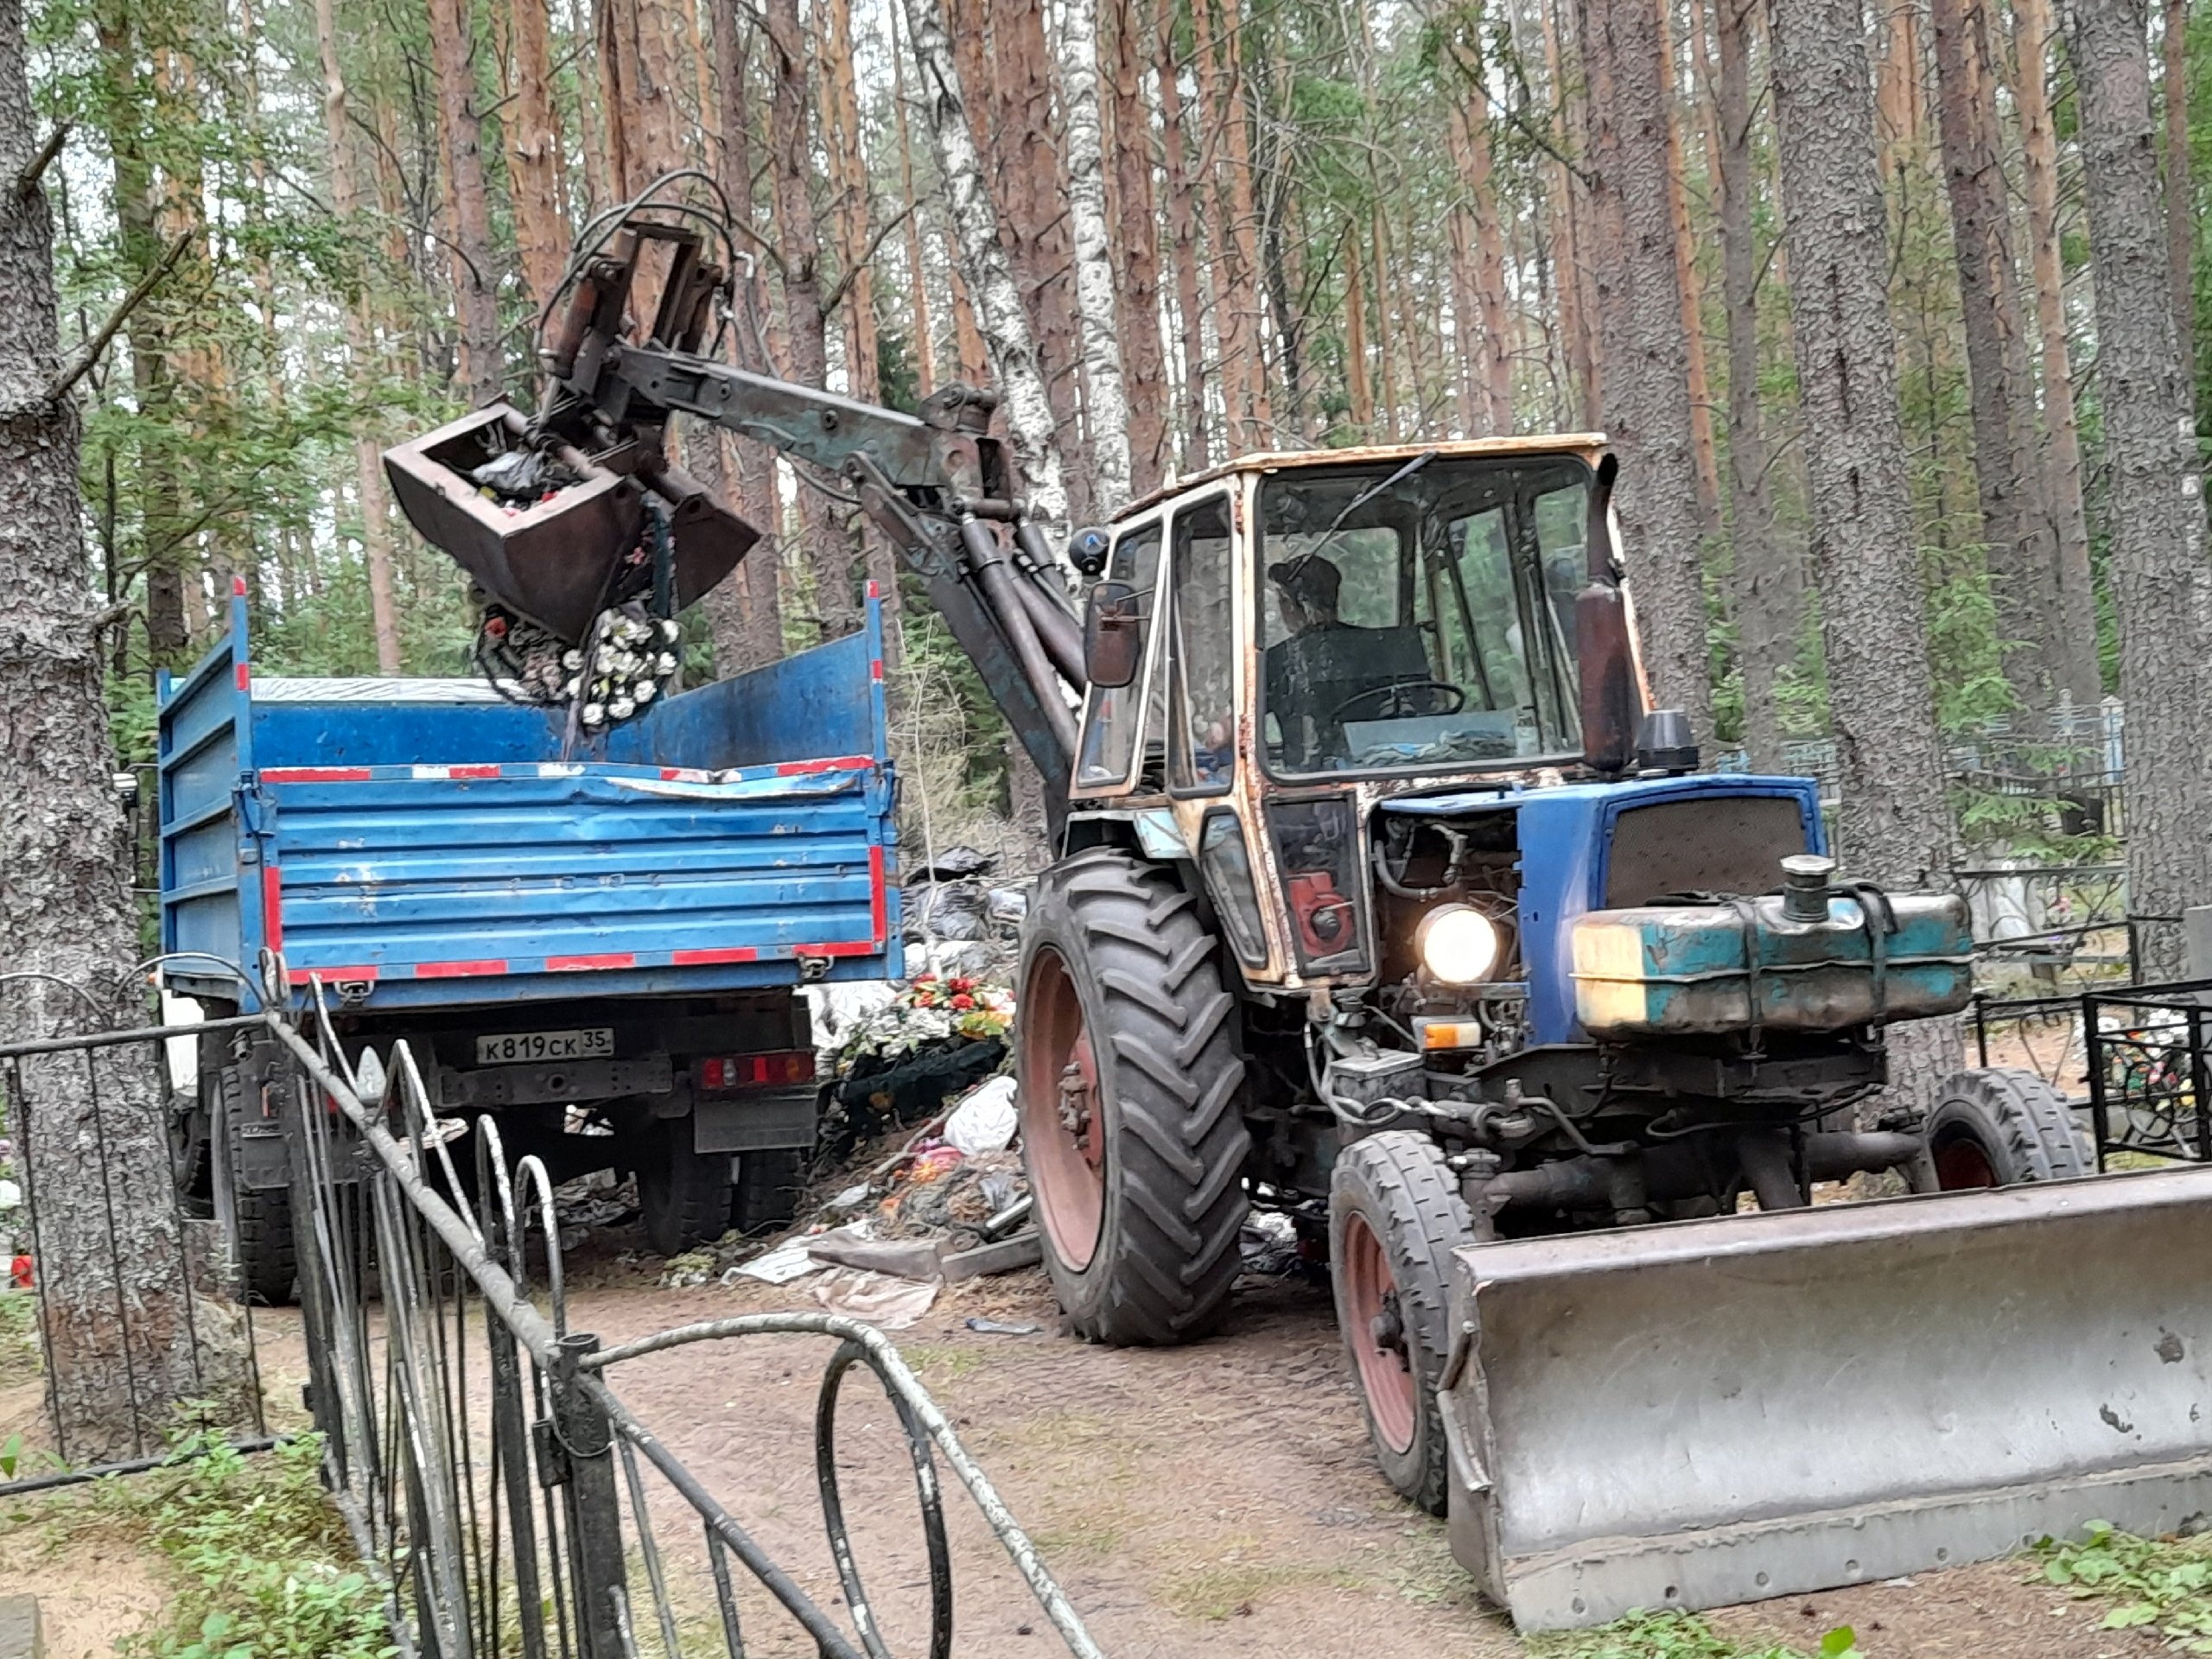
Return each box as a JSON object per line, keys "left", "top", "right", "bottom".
{"left": 1770, "top": 0, "right": 1958, "bottom": 1107}
{"left": 504, "top": 0, "right": 569, "bottom": 312}
{"left": 429, "top": 0, "right": 503, "bottom": 404}
{"left": 1058, "top": 0, "right": 1133, "bottom": 513}
{"left": 766, "top": 0, "right": 860, "bottom": 641}
{"left": 1156, "top": 0, "right": 1209, "bottom": 471}
{"left": 890, "top": 5, "right": 939, "bottom": 397}
{"left": 2164, "top": 0, "right": 2196, "bottom": 390}
{"left": 1930, "top": 0, "right": 2072, "bottom": 714}
{"left": 1658, "top": 0, "right": 1723, "bottom": 531}
{"left": 1716, "top": 0, "right": 1799, "bottom": 771}
{"left": 2063, "top": 0, "right": 2212, "bottom": 978}
{"left": 1549, "top": 0, "right": 1604, "bottom": 425}
{"left": 1578, "top": 0, "right": 1713, "bottom": 741}
{"left": 1109, "top": 0, "right": 1168, "bottom": 496}
{"left": 906, "top": 0, "right": 1074, "bottom": 545}
{"left": 0, "top": 0, "right": 213, "bottom": 1457}
{"left": 1446, "top": 48, "right": 1514, "bottom": 435}
{"left": 2010, "top": 0, "right": 2104, "bottom": 707}
{"left": 314, "top": 0, "right": 402, "bottom": 672}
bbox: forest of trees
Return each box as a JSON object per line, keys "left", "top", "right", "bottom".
{"left": 3, "top": 0, "right": 2211, "bottom": 963}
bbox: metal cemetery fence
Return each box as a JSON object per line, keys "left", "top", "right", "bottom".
{"left": 0, "top": 981, "right": 1103, "bottom": 1659}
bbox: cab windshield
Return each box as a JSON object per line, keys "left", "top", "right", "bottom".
{"left": 1256, "top": 454, "right": 1588, "bottom": 778}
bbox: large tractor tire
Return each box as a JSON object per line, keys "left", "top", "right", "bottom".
{"left": 1923, "top": 1067, "right": 2094, "bottom": 1189}
{"left": 636, "top": 1118, "right": 735, "bottom": 1255}
{"left": 1329, "top": 1131, "right": 1472, "bottom": 1515}
{"left": 1017, "top": 850, "right": 1251, "bottom": 1344}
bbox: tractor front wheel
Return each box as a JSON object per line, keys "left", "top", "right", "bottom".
{"left": 1017, "top": 851, "right": 1251, "bottom": 1344}
{"left": 1923, "top": 1068, "right": 2094, "bottom": 1188}
{"left": 1329, "top": 1130, "right": 1472, "bottom": 1516}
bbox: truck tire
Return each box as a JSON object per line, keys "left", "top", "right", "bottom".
{"left": 637, "top": 1119, "right": 734, "bottom": 1255}
{"left": 1924, "top": 1068, "right": 2094, "bottom": 1188}
{"left": 1329, "top": 1131, "right": 1472, "bottom": 1516}
{"left": 1017, "top": 850, "right": 1251, "bottom": 1344}
{"left": 734, "top": 1148, "right": 806, "bottom": 1236}
{"left": 207, "top": 1057, "right": 298, "bottom": 1305}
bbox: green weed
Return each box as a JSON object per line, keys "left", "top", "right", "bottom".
{"left": 105, "top": 1431, "right": 391, "bottom": 1659}
{"left": 0, "top": 1291, "right": 40, "bottom": 1376}
{"left": 2036, "top": 1519, "right": 2212, "bottom": 1649}
{"left": 1531, "top": 1609, "right": 1859, "bottom": 1659}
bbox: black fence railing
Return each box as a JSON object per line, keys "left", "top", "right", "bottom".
{"left": 1, "top": 982, "right": 1104, "bottom": 1659}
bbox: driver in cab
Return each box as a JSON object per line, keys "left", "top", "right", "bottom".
{"left": 1264, "top": 553, "right": 1428, "bottom": 768}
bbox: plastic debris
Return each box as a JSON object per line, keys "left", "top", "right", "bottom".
{"left": 810, "top": 1267, "right": 938, "bottom": 1329}
{"left": 964, "top": 1317, "right": 1042, "bottom": 1336}
{"left": 944, "top": 1074, "right": 1019, "bottom": 1156}
{"left": 733, "top": 1239, "right": 822, "bottom": 1284}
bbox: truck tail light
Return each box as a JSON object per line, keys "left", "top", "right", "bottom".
{"left": 699, "top": 1051, "right": 817, "bottom": 1091}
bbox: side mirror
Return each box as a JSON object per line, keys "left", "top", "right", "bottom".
{"left": 1575, "top": 581, "right": 1640, "bottom": 775}
{"left": 1084, "top": 581, "right": 1145, "bottom": 689}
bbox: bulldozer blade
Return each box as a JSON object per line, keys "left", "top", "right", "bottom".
{"left": 384, "top": 404, "right": 758, "bottom": 644}
{"left": 1441, "top": 1165, "right": 2212, "bottom": 1630}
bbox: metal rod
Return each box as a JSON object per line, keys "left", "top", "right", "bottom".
{"left": 0, "top": 1435, "right": 289, "bottom": 1497}
{"left": 0, "top": 1012, "right": 264, "bottom": 1062}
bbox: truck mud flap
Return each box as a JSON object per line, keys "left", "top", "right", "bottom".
{"left": 1441, "top": 1166, "right": 2212, "bottom": 1629}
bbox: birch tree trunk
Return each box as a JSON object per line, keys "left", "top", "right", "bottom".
{"left": 1110, "top": 0, "right": 1169, "bottom": 494}
{"left": 1715, "top": 0, "right": 1799, "bottom": 771}
{"left": 1057, "top": 0, "right": 1134, "bottom": 513}
{"left": 314, "top": 0, "right": 403, "bottom": 672}
{"left": 1929, "top": 0, "right": 2075, "bottom": 711}
{"left": 2011, "top": 0, "right": 2103, "bottom": 709}
{"left": 0, "top": 0, "right": 218, "bottom": 1457}
{"left": 1578, "top": 0, "right": 1713, "bottom": 741}
{"left": 2063, "top": 0, "right": 2212, "bottom": 979}
{"left": 905, "top": 0, "right": 1072, "bottom": 545}
{"left": 429, "top": 0, "right": 503, "bottom": 404}
{"left": 1769, "top": 0, "right": 1957, "bottom": 1108}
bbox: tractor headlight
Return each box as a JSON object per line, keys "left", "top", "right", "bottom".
{"left": 1414, "top": 904, "right": 1502, "bottom": 986}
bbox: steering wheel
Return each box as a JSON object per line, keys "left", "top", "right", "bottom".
{"left": 1330, "top": 678, "right": 1466, "bottom": 724}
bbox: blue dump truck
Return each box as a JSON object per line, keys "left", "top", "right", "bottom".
{"left": 159, "top": 581, "right": 900, "bottom": 1296}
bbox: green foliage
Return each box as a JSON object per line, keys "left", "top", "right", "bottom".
{"left": 0, "top": 1294, "right": 40, "bottom": 1380}
{"left": 1530, "top": 1608, "right": 1859, "bottom": 1659}
{"left": 2036, "top": 1520, "right": 2212, "bottom": 1649}
{"left": 99, "top": 1432, "right": 391, "bottom": 1659}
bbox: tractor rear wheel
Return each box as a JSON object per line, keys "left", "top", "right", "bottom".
{"left": 1017, "top": 850, "right": 1250, "bottom": 1344}
{"left": 1329, "top": 1130, "right": 1472, "bottom": 1516}
{"left": 1923, "top": 1068, "right": 2094, "bottom": 1188}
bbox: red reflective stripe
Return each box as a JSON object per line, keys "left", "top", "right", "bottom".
{"left": 545, "top": 952, "right": 636, "bottom": 971}
{"left": 262, "top": 866, "right": 283, "bottom": 951}
{"left": 448, "top": 764, "right": 500, "bottom": 779}
{"left": 416, "top": 959, "right": 509, "bottom": 978}
{"left": 234, "top": 663, "right": 251, "bottom": 690}
{"left": 659, "top": 766, "right": 712, "bottom": 782}
{"left": 671, "top": 946, "right": 760, "bottom": 965}
{"left": 871, "top": 658, "right": 884, "bottom": 682}
{"left": 262, "top": 766, "right": 373, "bottom": 783}
{"left": 793, "top": 940, "right": 878, "bottom": 958}
{"left": 869, "top": 843, "right": 887, "bottom": 944}
{"left": 232, "top": 575, "right": 248, "bottom": 596}
{"left": 289, "top": 964, "right": 380, "bottom": 985}
{"left": 774, "top": 755, "right": 872, "bottom": 776}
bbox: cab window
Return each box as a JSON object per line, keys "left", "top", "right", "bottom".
{"left": 1074, "top": 521, "right": 1165, "bottom": 791}
{"left": 1168, "top": 494, "right": 1236, "bottom": 792}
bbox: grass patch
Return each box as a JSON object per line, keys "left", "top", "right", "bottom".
{"left": 1160, "top": 1554, "right": 1364, "bottom": 1621}
{"left": 1375, "top": 1517, "right": 1479, "bottom": 1610}
{"left": 899, "top": 1344, "right": 984, "bottom": 1384}
{"left": 2036, "top": 1520, "right": 2212, "bottom": 1649}
{"left": 0, "top": 1290, "right": 39, "bottom": 1376}
{"left": 1530, "top": 1610, "right": 1860, "bottom": 1659}
{"left": 17, "top": 1431, "right": 392, "bottom": 1659}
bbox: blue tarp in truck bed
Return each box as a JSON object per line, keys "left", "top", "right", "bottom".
{"left": 158, "top": 582, "right": 901, "bottom": 1011}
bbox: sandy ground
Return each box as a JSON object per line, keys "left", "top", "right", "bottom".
{"left": 0, "top": 1227, "right": 2173, "bottom": 1659}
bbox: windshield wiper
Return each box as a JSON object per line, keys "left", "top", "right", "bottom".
{"left": 1317, "top": 448, "right": 1438, "bottom": 543}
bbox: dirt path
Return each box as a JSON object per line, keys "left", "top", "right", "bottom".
{"left": 550, "top": 1240, "right": 2162, "bottom": 1659}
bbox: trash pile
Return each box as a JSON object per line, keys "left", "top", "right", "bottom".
{"left": 476, "top": 597, "right": 683, "bottom": 735}
{"left": 901, "top": 847, "right": 1029, "bottom": 961}
{"left": 815, "top": 974, "right": 1013, "bottom": 1164}
{"left": 659, "top": 1071, "right": 1039, "bottom": 1332}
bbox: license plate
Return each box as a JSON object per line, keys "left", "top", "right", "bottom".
{"left": 474, "top": 1027, "right": 614, "bottom": 1065}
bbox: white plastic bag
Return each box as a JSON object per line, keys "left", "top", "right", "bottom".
{"left": 943, "top": 1074, "right": 1020, "bottom": 1155}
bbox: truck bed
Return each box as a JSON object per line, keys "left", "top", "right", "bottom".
{"left": 159, "top": 584, "right": 900, "bottom": 1010}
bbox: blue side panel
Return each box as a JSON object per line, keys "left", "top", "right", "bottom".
{"left": 604, "top": 626, "right": 880, "bottom": 772}
{"left": 1515, "top": 774, "right": 1824, "bottom": 1046}
{"left": 158, "top": 587, "right": 263, "bottom": 1007}
{"left": 254, "top": 702, "right": 565, "bottom": 770}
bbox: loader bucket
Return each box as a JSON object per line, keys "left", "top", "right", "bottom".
{"left": 1441, "top": 1166, "right": 2212, "bottom": 1629}
{"left": 384, "top": 404, "right": 757, "bottom": 644}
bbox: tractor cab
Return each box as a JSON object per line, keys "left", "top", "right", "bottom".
{"left": 1066, "top": 436, "right": 1622, "bottom": 996}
